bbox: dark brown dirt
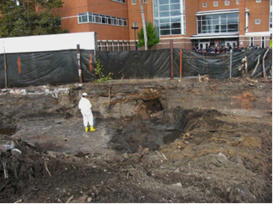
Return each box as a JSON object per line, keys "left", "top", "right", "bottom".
{"left": 0, "top": 78, "right": 272, "bottom": 203}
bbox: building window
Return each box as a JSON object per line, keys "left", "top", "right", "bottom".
{"left": 106, "top": 41, "right": 109, "bottom": 51}
{"left": 203, "top": 3, "right": 207, "bottom": 7}
{"left": 78, "top": 12, "right": 127, "bottom": 27}
{"left": 270, "top": 11, "right": 272, "bottom": 32}
{"left": 197, "top": 13, "right": 239, "bottom": 34}
{"left": 261, "top": 36, "right": 265, "bottom": 48}
{"left": 132, "top": 0, "right": 136, "bottom": 5}
{"left": 236, "top": 0, "right": 239, "bottom": 5}
{"left": 270, "top": 12, "right": 273, "bottom": 28}
{"left": 112, "top": 0, "right": 126, "bottom": 3}
{"left": 255, "top": 19, "right": 261, "bottom": 24}
{"left": 112, "top": 42, "right": 114, "bottom": 51}
{"left": 250, "top": 37, "right": 254, "bottom": 46}
{"left": 143, "top": 0, "right": 147, "bottom": 3}
{"left": 213, "top": 1, "right": 218, "bottom": 7}
{"left": 256, "top": 0, "right": 261, "bottom": 3}
{"left": 98, "top": 42, "right": 102, "bottom": 51}
{"left": 225, "top": 1, "right": 230, "bottom": 6}
{"left": 153, "top": 0, "right": 186, "bottom": 36}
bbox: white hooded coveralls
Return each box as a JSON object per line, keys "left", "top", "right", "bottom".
{"left": 78, "top": 97, "right": 94, "bottom": 127}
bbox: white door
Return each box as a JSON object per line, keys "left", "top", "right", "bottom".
{"left": 199, "top": 42, "right": 210, "bottom": 49}
{"left": 225, "top": 41, "right": 237, "bottom": 48}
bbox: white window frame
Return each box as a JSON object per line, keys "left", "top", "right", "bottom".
{"left": 213, "top": 1, "right": 218, "bottom": 7}
{"left": 250, "top": 37, "right": 254, "bottom": 46}
{"left": 261, "top": 36, "right": 265, "bottom": 48}
{"left": 112, "top": 41, "right": 114, "bottom": 51}
{"left": 106, "top": 41, "right": 109, "bottom": 51}
{"left": 203, "top": 3, "right": 207, "bottom": 7}
{"left": 255, "top": 19, "right": 261, "bottom": 24}
{"left": 225, "top": 1, "right": 230, "bottom": 6}
{"left": 98, "top": 41, "right": 102, "bottom": 51}
{"left": 256, "top": 0, "right": 261, "bottom": 3}
{"left": 236, "top": 0, "right": 239, "bottom": 5}
{"left": 78, "top": 12, "right": 127, "bottom": 27}
{"left": 132, "top": 0, "right": 136, "bottom": 5}
{"left": 112, "top": 0, "right": 126, "bottom": 3}
{"left": 154, "top": 0, "right": 185, "bottom": 36}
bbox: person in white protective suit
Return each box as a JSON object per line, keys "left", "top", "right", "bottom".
{"left": 78, "top": 93, "right": 96, "bottom": 132}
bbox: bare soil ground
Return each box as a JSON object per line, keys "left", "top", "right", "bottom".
{"left": 0, "top": 78, "right": 272, "bottom": 203}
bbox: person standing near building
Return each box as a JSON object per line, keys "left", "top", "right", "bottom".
{"left": 78, "top": 93, "right": 96, "bottom": 132}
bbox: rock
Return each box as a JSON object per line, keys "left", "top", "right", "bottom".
{"left": 11, "top": 148, "right": 22, "bottom": 157}
{"left": 172, "top": 182, "right": 182, "bottom": 187}
{"left": 87, "top": 197, "right": 92, "bottom": 203}
{"left": 229, "top": 184, "right": 256, "bottom": 202}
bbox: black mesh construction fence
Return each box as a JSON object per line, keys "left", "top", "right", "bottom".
{"left": 97, "top": 49, "right": 171, "bottom": 79}
{"left": 0, "top": 50, "right": 96, "bottom": 88}
{"left": 173, "top": 49, "right": 272, "bottom": 79}
{"left": 0, "top": 48, "right": 271, "bottom": 88}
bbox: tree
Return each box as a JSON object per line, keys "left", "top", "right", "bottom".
{"left": 0, "top": 0, "right": 68, "bottom": 38}
{"left": 137, "top": 22, "right": 160, "bottom": 49}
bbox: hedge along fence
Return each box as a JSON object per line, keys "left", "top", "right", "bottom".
{"left": 0, "top": 48, "right": 272, "bottom": 88}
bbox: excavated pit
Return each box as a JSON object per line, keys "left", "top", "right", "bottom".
{"left": 109, "top": 107, "right": 225, "bottom": 154}
{"left": 0, "top": 79, "right": 272, "bottom": 203}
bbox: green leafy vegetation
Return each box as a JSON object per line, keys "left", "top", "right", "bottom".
{"left": 95, "top": 59, "right": 113, "bottom": 83}
{"left": 0, "top": 0, "right": 68, "bottom": 37}
{"left": 137, "top": 22, "right": 160, "bottom": 49}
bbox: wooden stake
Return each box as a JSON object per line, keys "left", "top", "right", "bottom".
{"left": 263, "top": 49, "right": 270, "bottom": 79}
{"left": 77, "top": 44, "right": 83, "bottom": 83}
{"left": 170, "top": 40, "right": 174, "bottom": 80}
{"left": 180, "top": 50, "right": 183, "bottom": 80}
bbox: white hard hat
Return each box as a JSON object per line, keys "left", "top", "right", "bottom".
{"left": 82, "top": 93, "right": 87, "bottom": 96}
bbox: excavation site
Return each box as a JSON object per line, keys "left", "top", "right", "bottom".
{"left": 0, "top": 78, "right": 271, "bottom": 203}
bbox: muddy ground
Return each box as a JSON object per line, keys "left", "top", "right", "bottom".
{"left": 0, "top": 78, "right": 272, "bottom": 203}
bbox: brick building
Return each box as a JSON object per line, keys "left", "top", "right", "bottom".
{"left": 60, "top": 0, "right": 272, "bottom": 50}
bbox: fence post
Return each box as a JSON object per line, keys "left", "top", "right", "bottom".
{"left": 170, "top": 40, "right": 174, "bottom": 80}
{"left": 180, "top": 50, "right": 182, "bottom": 80}
{"left": 77, "top": 44, "right": 83, "bottom": 84}
{"left": 230, "top": 49, "right": 233, "bottom": 78}
{"left": 3, "top": 45, "right": 8, "bottom": 88}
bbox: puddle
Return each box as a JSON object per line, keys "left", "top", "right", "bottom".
{"left": 162, "top": 130, "right": 181, "bottom": 144}
{"left": 0, "top": 128, "right": 16, "bottom": 136}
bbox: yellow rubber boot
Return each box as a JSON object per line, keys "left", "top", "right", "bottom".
{"left": 90, "top": 126, "right": 96, "bottom": 132}
{"left": 85, "top": 127, "right": 88, "bottom": 132}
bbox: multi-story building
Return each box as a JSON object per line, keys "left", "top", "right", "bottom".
{"left": 60, "top": 0, "right": 272, "bottom": 51}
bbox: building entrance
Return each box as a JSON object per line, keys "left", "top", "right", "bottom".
{"left": 199, "top": 42, "right": 210, "bottom": 49}
{"left": 225, "top": 41, "right": 238, "bottom": 48}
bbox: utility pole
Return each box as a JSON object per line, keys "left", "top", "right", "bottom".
{"left": 139, "top": 0, "right": 148, "bottom": 50}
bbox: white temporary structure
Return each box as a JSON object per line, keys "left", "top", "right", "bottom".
{"left": 0, "top": 32, "right": 97, "bottom": 54}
